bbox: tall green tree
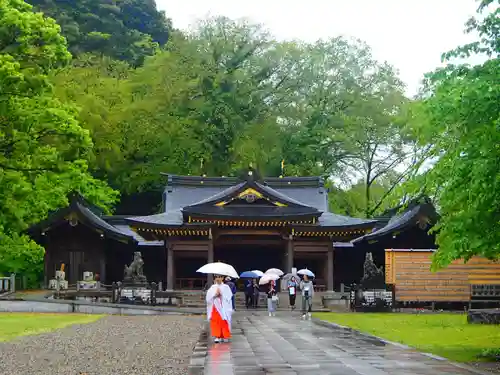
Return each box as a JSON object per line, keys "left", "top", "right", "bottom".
{"left": 50, "top": 17, "right": 414, "bottom": 210}
{"left": 28, "top": 0, "right": 171, "bottom": 66}
{"left": 183, "top": 17, "right": 288, "bottom": 176}
{"left": 0, "top": 0, "right": 116, "bottom": 277}
{"left": 329, "top": 174, "right": 402, "bottom": 218}
{"left": 50, "top": 20, "right": 290, "bottom": 193}
{"left": 401, "top": 0, "right": 499, "bottom": 268}
{"left": 274, "top": 38, "right": 415, "bottom": 210}
{"left": 51, "top": 54, "right": 133, "bottom": 184}
{"left": 49, "top": 34, "right": 206, "bottom": 194}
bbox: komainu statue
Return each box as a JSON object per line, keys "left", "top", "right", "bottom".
{"left": 360, "top": 252, "right": 385, "bottom": 289}
{"left": 123, "top": 251, "right": 147, "bottom": 285}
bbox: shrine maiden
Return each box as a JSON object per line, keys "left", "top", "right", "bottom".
{"left": 206, "top": 274, "right": 233, "bottom": 343}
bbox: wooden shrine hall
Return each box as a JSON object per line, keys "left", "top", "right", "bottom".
{"left": 126, "top": 169, "right": 376, "bottom": 290}
{"left": 29, "top": 169, "right": 377, "bottom": 290}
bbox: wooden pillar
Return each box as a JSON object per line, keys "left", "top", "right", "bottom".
{"left": 100, "top": 250, "right": 106, "bottom": 284}
{"left": 166, "top": 242, "right": 174, "bottom": 290}
{"left": 327, "top": 242, "right": 334, "bottom": 291}
{"left": 43, "top": 238, "right": 49, "bottom": 288}
{"left": 286, "top": 235, "right": 294, "bottom": 273}
{"left": 207, "top": 235, "right": 214, "bottom": 285}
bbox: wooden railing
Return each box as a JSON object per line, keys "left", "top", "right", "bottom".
{"left": 175, "top": 278, "right": 206, "bottom": 290}
{"left": 314, "top": 285, "right": 327, "bottom": 292}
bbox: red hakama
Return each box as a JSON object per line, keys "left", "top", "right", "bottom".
{"left": 210, "top": 305, "right": 231, "bottom": 339}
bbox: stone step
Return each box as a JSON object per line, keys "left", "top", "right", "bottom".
{"left": 180, "top": 291, "right": 323, "bottom": 300}
{"left": 178, "top": 291, "right": 325, "bottom": 310}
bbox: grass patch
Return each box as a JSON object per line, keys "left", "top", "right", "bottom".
{"left": 0, "top": 313, "right": 103, "bottom": 342}
{"left": 314, "top": 313, "right": 500, "bottom": 362}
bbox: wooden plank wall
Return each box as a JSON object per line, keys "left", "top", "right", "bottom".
{"left": 386, "top": 250, "right": 500, "bottom": 303}
{"left": 467, "top": 257, "right": 500, "bottom": 285}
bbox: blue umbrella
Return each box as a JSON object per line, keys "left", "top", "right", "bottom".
{"left": 297, "top": 269, "right": 315, "bottom": 278}
{"left": 239, "top": 271, "right": 260, "bottom": 278}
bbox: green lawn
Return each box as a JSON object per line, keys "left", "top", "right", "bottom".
{"left": 0, "top": 313, "right": 103, "bottom": 342}
{"left": 314, "top": 313, "right": 500, "bottom": 362}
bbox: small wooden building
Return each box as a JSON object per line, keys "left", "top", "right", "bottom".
{"left": 354, "top": 200, "right": 500, "bottom": 306}
{"left": 28, "top": 194, "right": 163, "bottom": 286}
{"left": 350, "top": 200, "right": 437, "bottom": 286}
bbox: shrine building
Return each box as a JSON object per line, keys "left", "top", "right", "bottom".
{"left": 29, "top": 169, "right": 377, "bottom": 290}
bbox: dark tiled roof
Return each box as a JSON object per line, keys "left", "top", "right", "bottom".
{"left": 127, "top": 174, "right": 375, "bottom": 228}
{"left": 112, "top": 224, "right": 163, "bottom": 246}
{"left": 127, "top": 210, "right": 375, "bottom": 228}
{"left": 162, "top": 174, "right": 324, "bottom": 187}
{"left": 371, "top": 195, "right": 433, "bottom": 228}
{"left": 164, "top": 174, "right": 329, "bottom": 212}
{"left": 77, "top": 203, "right": 132, "bottom": 241}
{"left": 273, "top": 186, "right": 329, "bottom": 212}
{"left": 127, "top": 210, "right": 184, "bottom": 226}
{"left": 103, "top": 216, "right": 164, "bottom": 246}
{"left": 318, "top": 212, "right": 376, "bottom": 227}
{"left": 255, "top": 182, "right": 313, "bottom": 207}
{"left": 164, "top": 185, "right": 225, "bottom": 211}
{"left": 182, "top": 180, "right": 320, "bottom": 220}
{"left": 352, "top": 203, "right": 436, "bottom": 243}
{"left": 28, "top": 194, "right": 137, "bottom": 244}
{"left": 183, "top": 182, "right": 247, "bottom": 206}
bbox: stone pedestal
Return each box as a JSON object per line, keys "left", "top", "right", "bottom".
{"left": 48, "top": 279, "right": 68, "bottom": 290}
{"left": 77, "top": 280, "right": 98, "bottom": 290}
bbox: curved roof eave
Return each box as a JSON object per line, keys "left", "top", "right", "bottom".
{"left": 27, "top": 194, "right": 138, "bottom": 245}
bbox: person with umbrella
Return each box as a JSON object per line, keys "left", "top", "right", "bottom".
{"left": 198, "top": 262, "right": 237, "bottom": 343}
{"left": 298, "top": 270, "right": 315, "bottom": 320}
{"left": 287, "top": 275, "right": 299, "bottom": 310}
{"left": 267, "top": 279, "right": 278, "bottom": 316}
{"left": 206, "top": 274, "right": 233, "bottom": 343}
{"left": 260, "top": 273, "right": 280, "bottom": 316}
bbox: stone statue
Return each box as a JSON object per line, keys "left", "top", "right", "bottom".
{"left": 123, "top": 251, "right": 147, "bottom": 285}
{"left": 360, "top": 252, "right": 384, "bottom": 290}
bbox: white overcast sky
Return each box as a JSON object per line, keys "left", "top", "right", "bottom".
{"left": 157, "top": 0, "right": 481, "bottom": 96}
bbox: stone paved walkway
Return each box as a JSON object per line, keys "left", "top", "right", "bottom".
{"left": 203, "top": 311, "right": 482, "bottom": 375}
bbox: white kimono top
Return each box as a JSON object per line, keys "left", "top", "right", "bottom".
{"left": 206, "top": 283, "right": 233, "bottom": 325}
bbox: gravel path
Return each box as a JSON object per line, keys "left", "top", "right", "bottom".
{"left": 0, "top": 315, "right": 202, "bottom": 375}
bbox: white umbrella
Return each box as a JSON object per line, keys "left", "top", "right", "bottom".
{"left": 259, "top": 273, "right": 280, "bottom": 285}
{"left": 252, "top": 270, "right": 265, "bottom": 277}
{"left": 197, "top": 262, "right": 239, "bottom": 279}
{"left": 265, "top": 268, "right": 284, "bottom": 276}
{"left": 297, "top": 268, "right": 315, "bottom": 278}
